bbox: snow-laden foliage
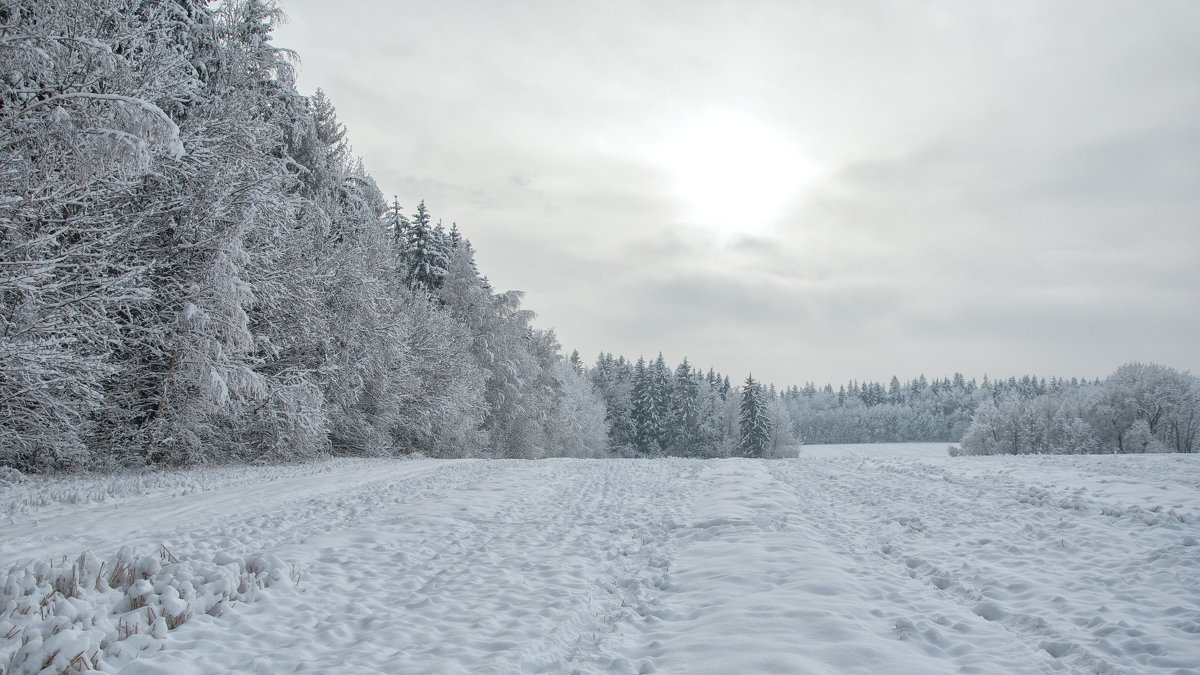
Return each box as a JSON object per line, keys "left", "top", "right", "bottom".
{"left": 586, "top": 354, "right": 1198, "bottom": 457}
{"left": 590, "top": 353, "right": 768, "bottom": 458}
{"left": 0, "top": 0, "right": 608, "bottom": 470}
{"left": 959, "top": 363, "right": 1200, "bottom": 455}
{"left": 738, "top": 375, "right": 772, "bottom": 458}
{"left": 782, "top": 374, "right": 985, "bottom": 444}
{"left": 543, "top": 361, "right": 610, "bottom": 458}
{"left": 0, "top": 0, "right": 197, "bottom": 469}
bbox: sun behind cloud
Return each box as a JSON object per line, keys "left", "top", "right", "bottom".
{"left": 647, "top": 110, "right": 817, "bottom": 238}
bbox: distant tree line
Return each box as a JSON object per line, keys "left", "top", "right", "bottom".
{"left": 586, "top": 354, "right": 1084, "bottom": 456}
{"left": 586, "top": 356, "right": 1198, "bottom": 457}
{"left": 958, "top": 363, "right": 1199, "bottom": 455}
{"left": 777, "top": 373, "right": 1097, "bottom": 445}
{"left": 587, "top": 353, "right": 791, "bottom": 458}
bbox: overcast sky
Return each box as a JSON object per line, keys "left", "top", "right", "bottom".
{"left": 275, "top": 0, "right": 1200, "bottom": 387}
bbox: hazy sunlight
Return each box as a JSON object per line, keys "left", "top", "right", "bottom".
{"left": 649, "top": 110, "right": 816, "bottom": 237}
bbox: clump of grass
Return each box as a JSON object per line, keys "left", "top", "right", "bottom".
{"left": 1, "top": 547, "right": 291, "bottom": 672}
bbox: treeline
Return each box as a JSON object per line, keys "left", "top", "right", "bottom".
{"left": 958, "top": 363, "right": 1199, "bottom": 455}
{"left": 587, "top": 353, "right": 792, "bottom": 458}
{"left": 584, "top": 352, "right": 1200, "bottom": 458}
{"left": 777, "top": 373, "right": 1097, "bottom": 445}
{"left": 584, "top": 354, "right": 1119, "bottom": 456}
{"left": 0, "top": 0, "right": 607, "bottom": 471}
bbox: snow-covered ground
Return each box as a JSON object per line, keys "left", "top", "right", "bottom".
{"left": 3, "top": 445, "right": 1198, "bottom": 673}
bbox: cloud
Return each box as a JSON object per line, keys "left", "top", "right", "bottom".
{"left": 276, "top": 0, "right": 1200, "bottom": 385}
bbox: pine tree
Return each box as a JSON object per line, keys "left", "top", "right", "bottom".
{"left": 630, "top": 357, "right": 653, "bottom": 455}
{"left": 695, "top": 379, "right": 729, "bottom": 457}
{"left": 739, "top": 375, "right": 772, "bottom": 457}
{"left": 668, "top": 357, "right": 700, "bottom": 456}
{"left": 648, "top": 353, "right": 672, "bottom": 451}
{"left": 402, "top": 200, "right": 450, "bottom": 291}
{"left": 389, "top": 197, "right": 409, "bottom": 248}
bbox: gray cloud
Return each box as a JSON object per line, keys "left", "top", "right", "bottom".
{"left": 277, "top": 0, "right": 1200, "bottom": 385}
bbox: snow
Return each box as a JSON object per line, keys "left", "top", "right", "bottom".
{"left": 797, "top": 441, "right": 955, "bottom": 460}
{"left": 3, "top": 448, "right": 1199, "bottom": 673}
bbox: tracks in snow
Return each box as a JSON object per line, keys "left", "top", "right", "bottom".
{"left": 3, "top": 455, "right": 1197, "bottom": 674}
{"left": 95, "top": 459, "right": 710, "bottom": 674}
{"left": 766, "top": 458, "right": 1199, "bottom": 674}
{"left": 0, "top": 459, "right": 448, "bottom": 563}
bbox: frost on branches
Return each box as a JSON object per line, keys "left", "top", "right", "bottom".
{"left": 958, "top": 363, "right": 1200, "bottom": 455}
{"left": 0, "top": 1, "right": 608, "bottom": 470}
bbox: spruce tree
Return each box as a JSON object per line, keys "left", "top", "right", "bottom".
{"left": 630, "top": 357, "right": 655, "bottom": 455}
{"left": 389, "top": 197, "right": 409, "bottom": 248}
{"left": 669, "top": 358, "right": 700, "bottom": 456}
{"left": 739, "top": 375, "right": 772, "bottom": 457}
{"left": 648, "top": 353, "right": 672, "bottom": 451}
{"left": 403, "top": 200, "right": 450, "bottom": 291}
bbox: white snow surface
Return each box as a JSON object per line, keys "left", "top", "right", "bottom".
{"left": 3, "top": 445, "right": 1199, "bottom": 673}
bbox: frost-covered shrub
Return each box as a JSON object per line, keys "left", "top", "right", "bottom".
{"left": 0, "top": 547, "right": 289, "bottom": 672}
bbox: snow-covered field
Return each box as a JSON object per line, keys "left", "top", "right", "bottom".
{"left": 3, "top": 444, "right": 1198, "bottom": 673}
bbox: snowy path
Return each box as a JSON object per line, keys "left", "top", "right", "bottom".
{"left": 0, "top": 459, "right": 447, "bottom": 563}
{"left": 2, "top": 447, "right": 1198, "bottom": 673}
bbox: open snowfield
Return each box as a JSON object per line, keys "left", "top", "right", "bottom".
{"left": 3, "top": 444, "right": 1199, "bottom": 674}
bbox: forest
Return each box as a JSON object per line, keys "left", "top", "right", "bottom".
{"left": 2, "top": 0, "right": 1197, "bottom": 472}
{"left": 0, "top": 0, "right": 610, "bottom": 471}
{"left": 587, "top": 356, "right": 1199, "bottom": 457}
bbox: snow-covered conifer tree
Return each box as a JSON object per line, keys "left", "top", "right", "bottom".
{"left": 590, "top": 354, "right": 635, "bottom": 454}
{"left": 667, "top": 358, "right": 700, "bottom": 456}
{"left": 402, "top": 200, "right": 451, "bottom": 291}
{"left": 739, "top": 375, "right": 772, "bottom": 458}
{"left": 630, "top": 357, "right": 656, "bottom": 455}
